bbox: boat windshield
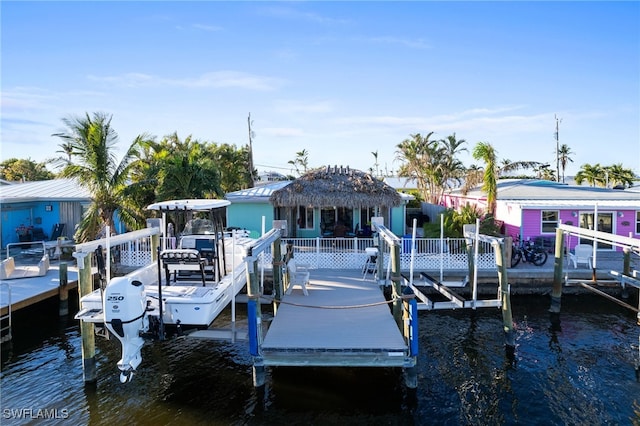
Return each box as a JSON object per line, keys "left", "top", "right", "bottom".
{"left": 182, "top": 218, "right": 216, "bottom": 235}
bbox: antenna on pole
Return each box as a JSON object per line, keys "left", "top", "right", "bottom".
{"left": 555, "top": 114, "right": 562, "bottom": 182}
{"left": 247, "top": 113, "right": 255, "bottom": 188}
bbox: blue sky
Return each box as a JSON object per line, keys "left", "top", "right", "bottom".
{"left": 2, "top": 1, "right": 639, "bottom": 178}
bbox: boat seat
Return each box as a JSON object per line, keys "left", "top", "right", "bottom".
{"left": 160, "top": 249, "right": 206, "bottom": 286}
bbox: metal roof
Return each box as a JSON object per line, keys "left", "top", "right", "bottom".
{"left": 0, "top": 178, "right": 91, "bottom": 203}
{"left": 457, "top": 179, "right": 640, "bottom": 208}
{"left": 225, "top": 181, "right": 292, "bottom": 203}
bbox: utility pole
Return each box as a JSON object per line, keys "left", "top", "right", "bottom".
{"left": 555, "top": 114, "right": 562, "bottom": 182}
{"left": 247, "top": 113, "right": 255, "bottom": 188}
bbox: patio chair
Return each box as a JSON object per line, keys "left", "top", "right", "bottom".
{"left": 570, "top": 244, "right": 593, "bottom": 269}
{"left": 286, "top": 258, "right": 310, "bottom": 296}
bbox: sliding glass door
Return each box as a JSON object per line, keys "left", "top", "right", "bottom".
{"left": 579, "top": 212, "right": 613, "bottom": 250}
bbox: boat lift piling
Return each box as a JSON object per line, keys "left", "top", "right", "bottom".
{"left": 245, "top": 229, "right": 282, "bottom": 388}
{"left": 58, "top": 262, "right": 69, "bottom": 317}
{"left": 73, "top": 251, "right": 97, "bottom": 384}
{"left": 408, "top": 221, "right": 515, "bottom": 358}
{"left": 466, "top": 222, "right": 515, "bottom": 356}
{"left": 373, "top": 226, "right": 403, "bottom": 327}
{"left": 550, "top": 227, "right": 566, "bottom": 314}
{"left": 375, "top": 223, "right": 418, "bottom": 387}
{"left": 493, "top": 237, "right": 515, "bottom": 357}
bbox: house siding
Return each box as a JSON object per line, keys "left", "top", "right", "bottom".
{"left": 443, "top": 180, "right": 640, "bottom": 252}
{"left": 227, "top": 203, "right": 274, "bottom": 237}
{"left": 617, "top": 210, "right": 636, "bottom": 237}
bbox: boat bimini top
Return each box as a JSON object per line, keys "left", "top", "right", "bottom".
{"left": 147, "top": 199, "right": 231, "bottom": 212}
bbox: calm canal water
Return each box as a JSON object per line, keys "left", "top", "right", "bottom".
{"left": 1, "top": 294, "right": 639, "bottom": 425}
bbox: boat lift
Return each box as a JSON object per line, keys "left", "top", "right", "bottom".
{"left": 551, "top": 222, "right": 640, "bottom": 379}
{"left": 395, "top": 218, "right": 515, "bottom": 356}
{"left": 552, "top": 223, "right": 640, "bottom": 323}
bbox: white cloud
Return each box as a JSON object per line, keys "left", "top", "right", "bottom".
{"left": 192, "top": 23, "right": 223, "bottom": 32}
{"left": 87, "top": 71, "right": 283, "bottom": 91}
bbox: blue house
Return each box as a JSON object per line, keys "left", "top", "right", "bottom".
{"left": 0, "top": 179, "right": 94, "bottom": 247}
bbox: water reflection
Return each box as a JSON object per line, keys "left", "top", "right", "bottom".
{"left": 1, "top": 296, "right": 639, "bottom": 425}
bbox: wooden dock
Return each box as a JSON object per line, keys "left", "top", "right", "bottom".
{"left": 257, "top": 269, "right": 412, "bottom": 368}
{"left": 0, "top": 262, "right": 78, "bottom": 343}
{"left": 0, "top": 262, "right": 78, "bottom": 316}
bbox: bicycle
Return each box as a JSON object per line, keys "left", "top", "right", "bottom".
{"left": 511, "top": 238, "right": 548, "bottom": 267}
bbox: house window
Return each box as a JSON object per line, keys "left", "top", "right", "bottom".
{"left": 541, "top": 210, "right": 559, "bottom": 233}
{"left": 297, "top": 206, "right": 314, "bottom": 229}
{"left": 636, "top": 211, "right": 640, "bottom": 234}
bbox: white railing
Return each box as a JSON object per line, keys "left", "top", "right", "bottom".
{"left": 75, "top": 228, "right": 162, "bottom": 279}
{"left": 266, "top": 237, "right": 497, "bottom": 270}
{"left": 89, "top": 232, "right": 498, "bottom": 272}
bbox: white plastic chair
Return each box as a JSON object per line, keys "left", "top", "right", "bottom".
{"left": 362, "top": 247, "right": 378, "bottom": 281}
{"left": 570, "top": 244, "right": 593, "bottom": 269}
{"left": 286, "top": 259, "right": 310, "bottom": 296}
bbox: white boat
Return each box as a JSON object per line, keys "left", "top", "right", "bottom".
{"left": 75, "top": 199, "right": 258, "bottom": 382}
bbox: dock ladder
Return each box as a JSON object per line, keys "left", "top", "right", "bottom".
{"left": 1, "top": 282, "right": 12, "bottom": 343}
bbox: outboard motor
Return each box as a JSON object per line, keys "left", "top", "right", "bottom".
{"left": 103, "top": 277, "right": 148, "bottom": 383}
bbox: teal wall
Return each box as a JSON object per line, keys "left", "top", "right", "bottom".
{"left": 390, "top": 205, "right": 406, "bottom": 236}
{"left": 227, "top": 203, "right": 275, "bottom": 237}
{"left": 227, "top": 202, "right": 408, "bottom": 239}
{"left": 1, "top": 201, "right": 126, "bottom": 247}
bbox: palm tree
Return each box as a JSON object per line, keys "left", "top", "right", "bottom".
{"left": 209, "top": 143, "right": 254, "bottom": 193}
{"left": 56, "top": 141, "right": 74, "bottom": 164}
{"left": 534, "top": 164, "right": 556, "bottom": 181}
{"left": 438, "top": 133, "right": 468, "bottom": 192}
{"left": 395, "top": 132, "right": 467, "bottom": 205}
{"left": 472, "top": 142, "right": 499, "bottom": 216}
{"left": 53, "top": 112, "right": 146, "bottom": 242}
{"left": 557, "top": 144, "right": 574, "bottom": 183}
{"left": 288, "top": 149, "right": 309, "bottom": 176}
{"left": 149, "top": 133, "right": 222, "bottom": 200}
{"left": 603, "top": 163, "right": 636, "bottom": 188}
{"left": 371, "top": 150, "right": 379, "bottom": 177}
{"left": 395, "top": 132, "right": 437, "bottom": 203}
{"left": 574, "top": 163, "right": 604, "bottom": 187}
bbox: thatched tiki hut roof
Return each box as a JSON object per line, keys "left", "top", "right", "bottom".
{"left": 270, "top": 165, "right": 402, "bottom": 208}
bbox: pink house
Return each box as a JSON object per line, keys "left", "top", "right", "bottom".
{"left": 442, "top": 179, "right": 640, "bottom": 252}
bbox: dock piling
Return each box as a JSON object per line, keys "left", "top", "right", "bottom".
{"left": 272, "top": 238, "right": 283, "bottom": 315}
{"left": 247, "top": 255, "right": 265, "bottom": 388}
{"left": 495, "top": 240, "right": 515, "bottom": 358}
{"left": 59, "top": 262, "right": 68, "bottom": 317}
{"left": 550, "top": 228, "right": 565, "bottom": 314}
{"left": 622, "top": 248, "right": 631, "bottom": 299}
{"left": 74, "top": 252, "right": 97, "bottom": 384}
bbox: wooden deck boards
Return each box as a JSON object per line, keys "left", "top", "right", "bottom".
{"left": 262, "top": 269, "right": 406, "bottom": 352}
{"left": 0, "top": 263, "right": 79, "bottom": 315}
